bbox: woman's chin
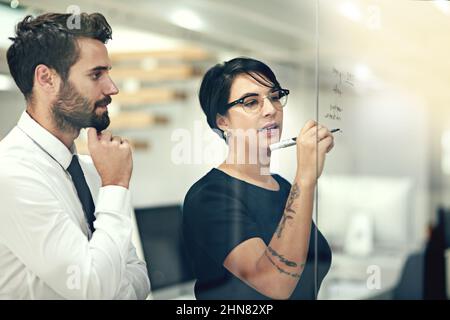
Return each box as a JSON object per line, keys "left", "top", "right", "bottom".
{"left": 257, "top": 132, "right": 281, "bottom": 147}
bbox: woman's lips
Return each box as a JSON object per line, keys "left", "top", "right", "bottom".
{"left": 258, "top": 124, "right": 279, "bottom": 132}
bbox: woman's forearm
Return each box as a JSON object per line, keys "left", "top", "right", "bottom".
{"left": 254, "top": 175, "right": 316, "bottom": 299}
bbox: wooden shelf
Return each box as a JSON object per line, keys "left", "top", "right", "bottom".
{"left": 109, "top": 112, "right": 169, "bottom": 129}
{"left": 110, "top": 65, "right": 199, "bottom": 82}
{"left": 110, "top": 47, "right": 211, "bottom": 62}
{"left": 114, "top": 88, "right": 186, "bottom": 106}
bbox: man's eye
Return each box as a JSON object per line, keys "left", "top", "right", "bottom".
{"left": 91, "top": 72, "right": 101, "bottom": 80}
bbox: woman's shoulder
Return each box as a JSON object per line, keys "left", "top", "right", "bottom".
{"left": 184, "top": 169, "right": 233, "bottom": 204}
{"left": 182, "top": 168, "right": 250, "bottom": 224}
{"left": 272, "top": 173, "right": 292, "bottom": 189}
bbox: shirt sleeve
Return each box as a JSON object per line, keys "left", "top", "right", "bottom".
{"left": 114, "top": 242, "right": 151, "bottom": 300}
{"left": 0, "top": 163, "right": 135, "bottom": 300}
{"left": 183, "top": 183, "right": 261, "bottom": 266}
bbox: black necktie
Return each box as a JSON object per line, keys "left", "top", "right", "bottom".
{"left": 67, "top": 155, "right": 96, "bottom": 234}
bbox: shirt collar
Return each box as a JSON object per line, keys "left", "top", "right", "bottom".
{"left": 17, "top": 111, "right": 76, "bottom": 170}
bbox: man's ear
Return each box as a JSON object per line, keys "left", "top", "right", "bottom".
{"left": 34, "top": 64, "right": 61, "bottom": 95}
{"left": 216, "top": 114, "right": 229, "bottom": 133}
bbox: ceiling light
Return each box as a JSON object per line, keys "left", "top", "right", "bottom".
{"left": 339, "top": 2, "right": 362, "bottom": 22}
{"left": 434, "top": 0, "right": 450, "bottom": 15}
{"left": 170, "top": 9, "right": 203, "bottom": 31}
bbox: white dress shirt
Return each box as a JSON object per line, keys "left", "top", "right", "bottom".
{"left": 0, "top": 111, "right": 151, "bottom": 299}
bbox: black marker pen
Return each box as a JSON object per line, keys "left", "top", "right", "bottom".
{"left": 270, "top": 128, "right": 341, "bottom": 151}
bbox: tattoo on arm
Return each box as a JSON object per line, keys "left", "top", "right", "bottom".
{"left": 276, "top": 183, "right": 300, "bottom": 238}
{"left": 266, "top": 246, "right": 302, "bottom": 268}
{"left": 264, "top": 251, "right": 302, "bottom": 279}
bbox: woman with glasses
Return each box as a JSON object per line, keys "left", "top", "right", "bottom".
{"left": 182, "top": 57, "right": 335, "bottom": 300}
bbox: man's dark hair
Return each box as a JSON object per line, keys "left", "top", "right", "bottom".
{"left": 6, "top": 12, "right": 112, "bottom": 102}
{"left": 199, "top": 57, "right": 281, "bottom": 139}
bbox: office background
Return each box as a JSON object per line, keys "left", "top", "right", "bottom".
{"left": 0, "top": 0, "right": 450, "bottom": 299}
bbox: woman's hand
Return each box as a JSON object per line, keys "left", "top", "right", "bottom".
{"left": 295, "top": 120, "right": 334, "bottom": 185}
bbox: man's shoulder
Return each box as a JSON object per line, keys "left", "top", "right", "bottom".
{"left": 0, "top": 127, "right": 38, "bottom": 171}
{"left": 0, "top": 126, "right": 29, "bottom": 153}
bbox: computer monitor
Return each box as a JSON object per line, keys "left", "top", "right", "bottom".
{"left": 317, "top": 174, "right": 413, "bottom": 250}
{"left": 134, "top": 205, "right": 195, "bottom": 291}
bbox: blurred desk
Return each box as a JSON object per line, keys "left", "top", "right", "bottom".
{"left": 318, "top": 250, "right": 409, "bottom": 300}
{"left": 151, "top": 281, "right": 196, "bottom": 300}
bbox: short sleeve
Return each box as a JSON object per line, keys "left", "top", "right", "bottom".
{"left": 273, "top": 174, "right": 292, "bottom": 190}
{"left": 183, "top": 182, "right": 261, "bottom": 266}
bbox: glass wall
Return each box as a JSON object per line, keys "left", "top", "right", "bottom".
{"left": 316, "top": 0, "right": 450, "bottom": 299}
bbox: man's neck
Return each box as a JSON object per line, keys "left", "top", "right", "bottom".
{"left": 26, "top": 106, "right": 79, "bottom": 150}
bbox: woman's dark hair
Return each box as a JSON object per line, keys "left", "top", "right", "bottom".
{"left": 6, "top": 12, "right": 112, "bottom": 101}
{"left": 199, "top": 57, "right": 281, "bottom": 139}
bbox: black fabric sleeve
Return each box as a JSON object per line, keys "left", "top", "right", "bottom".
{"left": 183, "top": 182, "right": 262, "bottom": 266}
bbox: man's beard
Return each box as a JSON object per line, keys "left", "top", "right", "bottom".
{"left": 52, "top": 80, "right": 111, "bottom": 132}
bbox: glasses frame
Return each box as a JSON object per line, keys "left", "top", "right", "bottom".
{"left": 226, "top": 88, "right": 290, "bottom": 113}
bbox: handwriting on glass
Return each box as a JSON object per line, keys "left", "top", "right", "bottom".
{"left": 324, "top": 67, "right": 354, "bottom": 121}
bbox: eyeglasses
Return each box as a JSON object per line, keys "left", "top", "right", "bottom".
{"left": 226, "top": 89, "right": 290, "bottom": 113}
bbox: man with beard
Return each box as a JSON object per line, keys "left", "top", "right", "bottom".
{"left": 0, "top": 12, "right": 150, "bottom": 299}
